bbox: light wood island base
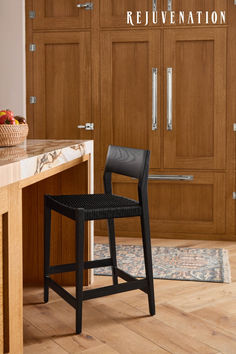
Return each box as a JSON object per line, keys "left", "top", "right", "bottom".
{"left": 0, "top": 140, "right": 93, "bottom": 354}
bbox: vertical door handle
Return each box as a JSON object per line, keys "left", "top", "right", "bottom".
{"left": 167, "top": 68, "right": 173, "bottom": 131}
{"left": 152, "top": 68, "right": 158, "bottom": 131}
{"left": 153, "top": 0, "right": 157, "bottom": 11}
{"left": 167, "top": 0, "right": 172, "bottom": 11}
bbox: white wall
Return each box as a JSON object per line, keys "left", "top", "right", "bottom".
{"left": 0, "top": 0, "right": 26, "bottom": 116}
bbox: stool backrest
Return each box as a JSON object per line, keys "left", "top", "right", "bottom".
{"left": 103, "top": 145, "right": 150, "bottom": 201}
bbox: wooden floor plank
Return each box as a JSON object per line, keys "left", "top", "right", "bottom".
{"left": 142, "top": 303, "right": 236, "bottom": 354}
{"left": 24, "top": 319, "right": 68, "bottom": 354}
{"left": 24, "top": 301, "right": 105, "bottom": 353}
{"left": 23, "top": 237, "right": 236, "bottom": 354}
{"left": 161, "top": 283, "right": 236, "bottom": 312}
{"left": 89, "top": 298, "right": 217, "bottom": 354}
{"left": 192, "top": 302, "right": 236, "bottom": 337}
{"left": 82, "top": 344, "right": 120, "bottom": 353}
{"left": 53, "top": 300, "right": 168, "bottom": 354}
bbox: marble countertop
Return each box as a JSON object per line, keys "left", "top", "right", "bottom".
{"left": 0, "top": 139, "right": 93, "bottom": 188}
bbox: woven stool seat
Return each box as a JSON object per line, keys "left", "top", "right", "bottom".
{"left": 46, "top": 193, "right": 141, "bottom": 220}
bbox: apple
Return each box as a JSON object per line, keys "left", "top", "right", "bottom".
{"left": 0, "top": 109, "right": 17, "bottom": 124}
{"left": 0, "top": 115, "right": 7, "bottom": 124}
{"left": 5, "top": 116, "right": 15, "bottom": 125}
{"left": 6, "top": 109, "right": 14, "bottom": 117}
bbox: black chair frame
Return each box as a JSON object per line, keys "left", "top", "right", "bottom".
{"left": 44, "top": 145, "right": 155, "bottom": 334}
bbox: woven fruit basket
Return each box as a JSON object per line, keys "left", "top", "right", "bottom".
{"left": 0, "top": 124, "right": 29, "bottom": 147}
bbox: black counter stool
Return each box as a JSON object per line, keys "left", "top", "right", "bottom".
{"left": 44, "top": 145, "right": 155, "bottom": 334}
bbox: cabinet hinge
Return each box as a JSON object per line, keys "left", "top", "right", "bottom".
{"left": 29, "top": 96, "right": 37, "bottom": 104}
{"left": 233, "top": 123, "right": 236, "bottom": 131}
{"left": 234, "top": 0, "right": 236, "bottom": 5}
{"left": 233, "top": 192, "right": 236, "bottom": 200}
{"left": 29, "top": 11, "right": 36, "bottom": 19}
{"left": 29, "top": 44, "right": 36, "bottom": 52}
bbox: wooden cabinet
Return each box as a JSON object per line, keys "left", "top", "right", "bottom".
{"left": 26, "top": 0, "right": 235, "bottom": 240}
{"left": 32, "top": 32, "right": 92, "bottom": 140}
{"left": 164, "top": 28, "right": 226, "bottom": 170}
{"left": 99, "top": 26, "right": 227, "bottom": 238}
{"left": 32, "top": 0, "right": 91, "bottom": 29}
{"left": 100, "top": 30, "right": 161, "bottom": 169}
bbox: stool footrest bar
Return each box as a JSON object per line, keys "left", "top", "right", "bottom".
{"left": 46, "top": 277, "right": 76, "bottom": 309}
{"left": 83, "top": 279, "right": 148, "bottom": 301}
{"left": 85, "top": 258, "right": 113, "bottom": 270}
{"left": 48, "top": 258, "right": 113, "bottom": 274}
{"left": 46, "top": 276, "right": 148, "bottom": 306}
{"left": 116, "top": 268, "right": 148, "bottom": 294}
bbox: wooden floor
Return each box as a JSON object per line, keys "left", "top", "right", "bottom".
{"left": 23, "top": 236, "right": 236, "bottom": 354}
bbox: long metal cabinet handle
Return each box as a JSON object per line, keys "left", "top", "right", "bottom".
{"left": 149, "top": 175, "right": 194, "bottom": 181}
{"left": 153, "top": 0, "right": 157, "bottom": 11}
{"left": 167, "top": 68, "right": 173, "bottom": 131}
{"left": 167, "top": 0, "right": 172, "bottom": 11}
{"left": 152, "top": 68, "right": 158, "bottom": 130}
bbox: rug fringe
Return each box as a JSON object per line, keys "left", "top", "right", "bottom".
{"left": 222, "top": 249, "right": 231, "bottom": 283}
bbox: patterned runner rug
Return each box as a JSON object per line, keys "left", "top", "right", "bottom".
{"left": 94, "top": 244, "right": 231, "bottom": 283}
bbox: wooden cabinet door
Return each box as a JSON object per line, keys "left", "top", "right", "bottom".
{"left": 148, "top": 172, "right": 225, "bottom": 235}
{"left": 33, "top": 32, "right": 92, "bottom": 140}
{"left": 164, "top": 28, "right": 226, "bottom": 170}
{"left": 100, "top": 0, "right": 159, "bottom": 28}
{"left": 97, "top": 172, "right": 225, "bottom": 237}
{"left": 33, "top": 0, "right": 91, "bottom": 29}
{"left": 100, "top": 30, "right": 161, "bottom": 169}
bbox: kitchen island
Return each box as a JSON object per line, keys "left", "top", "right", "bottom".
{"left": 0, "top": 139, "right": 93, "bottom": 354}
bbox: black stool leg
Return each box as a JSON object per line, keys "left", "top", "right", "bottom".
{"left": 140, "top": 210, "right": 155, "bottom": 316}
{"left": 44, "top": 199, "right": 51, "bottom": 303}
{"left": 75, "top": 210, "right": 85, "bottom": 334}
{"left": 107, "top": 218, "right": 118, "bottom": 285}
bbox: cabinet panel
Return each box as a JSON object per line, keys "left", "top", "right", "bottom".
{"left": 33, "top": 32, "right": 92, "bottom": 140}
{"left": 164, "top": 28, "right": 226, "bottom": 170}
{"left": 33, "top": 0, "right": 91, "bottom": 29}
{"left": 100, "top": 0, "right": 159, "bottom": 28}
{"left": 100, "top": 30, "right": 161, "bottom": 169}
{"left": 98, "top": 172, "right": 225, "bottom": 236}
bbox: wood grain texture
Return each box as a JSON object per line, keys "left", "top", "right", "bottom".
{"left": 32, "top": 0, "right": 91, "bottom": 29}
{"left": 6, "top": 183, "right": 23, "bottom": 353}
{"left": 96, "top": 171, "right": 226, "bottom": 238}
{"left": 0, "top": 156, "right": 91, "bottom": 353}
{"left": 23, "top": 236, "right": 236, "bottom": 354}
{"left": 227, "top": 0, "right": 236, "bottom": 171}
{"left": 164, "top": 28, "right": 226, "bottom": 170}
{"left": 25, "top": 0, "right": 236, "bottom": 242}
{"left": 33, "top": 31, "right": 92, "bottom": 141}
{"left": 25, "top": 0, "right": 34, "bottom": 139}
{"left": 100, "top": 30, "right": 161, "bottom": 170}
{"left": 2, "top": 213, "right": 9, "bottom": 354}
{"left": 0, "top": 216, "right": 3, "bottom": 353}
